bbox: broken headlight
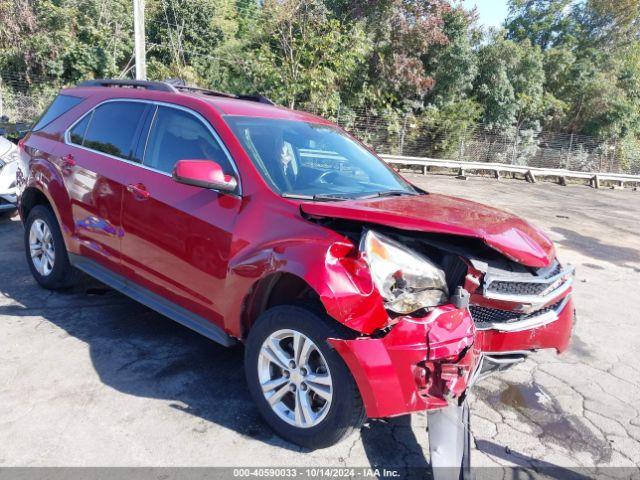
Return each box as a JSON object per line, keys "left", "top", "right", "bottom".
{"left": 361, "top": 230, "right": 449, "bottom": 314}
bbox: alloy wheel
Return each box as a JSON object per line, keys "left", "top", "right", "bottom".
{"left": 29, "top": 219, "right": 55, "bottom": 276}
{"left": 257, "top": 329, "right": 333, "bottom": 428}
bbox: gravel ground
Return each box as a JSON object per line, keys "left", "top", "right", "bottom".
{"left": 0, "top": 175, "right": 639, "bottom": 473}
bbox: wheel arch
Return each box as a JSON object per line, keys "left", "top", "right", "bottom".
{"left": 232, "top": 239, "right": 390, "bottom": 339}
{"left": 20, "top": 186, "right": 52, "bottom": 220}
{"left": 241, "top": 271, "right": 324, "bottom": 339}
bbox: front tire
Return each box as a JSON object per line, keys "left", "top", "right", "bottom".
{"left": 245, "top": 305, "right": 365, "bottom": 449}
{"left": 24, "top": 205, "right": 77, "bottom": 289}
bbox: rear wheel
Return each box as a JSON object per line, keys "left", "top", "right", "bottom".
{"left": 24, "top": 205, "right": 77, "bottom": 289}
{"left": 245, "top": 305, "right": 365, "bottom": 449}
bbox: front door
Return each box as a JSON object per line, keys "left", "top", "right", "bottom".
{"left": 120, "top": 105, "right": 242, "bottom": 326}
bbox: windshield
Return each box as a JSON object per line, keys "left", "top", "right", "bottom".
{"left": 225, "top": 116, "right": 417, "bottom": 199}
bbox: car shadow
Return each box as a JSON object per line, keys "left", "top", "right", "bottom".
{"left": 0, "top": 218, "right": 298, "bottom": 451}
{"left": 0, "top": 218, "right": 436, "bottom": 465}
{"left": 361, "top": 416, "right": 431, "bottom": 476}
{"left": 475, "top": 440, "right": 593, "bottom": 479}
{"left": 0, "top": 218, "right": 586, "bottom": 473}
{"left": 551, "top": 227, "right": 640, "bottom": 268}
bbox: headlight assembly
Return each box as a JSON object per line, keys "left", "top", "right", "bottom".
{"left": 361, "top": 230, "right": 449, "bottom": 314}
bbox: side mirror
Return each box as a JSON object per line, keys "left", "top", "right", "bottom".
{"left": 172, "top": 159, "right": 238, "bottom": 193}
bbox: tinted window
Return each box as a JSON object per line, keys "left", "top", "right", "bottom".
{"left": 33, "top": 94, "right": 83, "bottom": 131}
{"left": 69, "top": 113, "right": 92, "bottom": 145}
{"left": 83, "top": 102, "right": 146, "bottom": 160}
{"left": 144, "top": 106, "right": 232, "bottom": 175}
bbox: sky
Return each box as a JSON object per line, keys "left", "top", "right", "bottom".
{"left": 463, "top": 0, "right": 509, "bottom": 29}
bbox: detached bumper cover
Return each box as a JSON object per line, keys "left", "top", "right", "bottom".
{"left": 329, "top": 305, "right": 479, "bottom": 418}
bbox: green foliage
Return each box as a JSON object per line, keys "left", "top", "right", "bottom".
{"left": 228, "top": 0, "right": 370, "bottom": 113}
{"left": 505, "top": 0, "right": 576, "bottom": 50}
{"left": 0, "top": 0, "right": 133, "bottom": 89}
{"left": 1, "top": 0, "right": 640, "bottom": 172}
{"left": 474, "top": 35, "right": 546, "bottom": 131}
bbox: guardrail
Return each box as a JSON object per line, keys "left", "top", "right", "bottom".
{"left": 380, "top": 155, "right": 640, "bottom": 189}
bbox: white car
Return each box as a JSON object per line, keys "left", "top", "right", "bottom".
{"left": 0, "top": 135, "right": 19, "bottom": 215}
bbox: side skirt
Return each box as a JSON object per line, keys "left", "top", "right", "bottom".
{"left": 69, "top": 254, "right": 237, "bottom": 347}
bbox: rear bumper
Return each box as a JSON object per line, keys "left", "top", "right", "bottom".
{"left": 0, "top": 160, "right": 18, "bottom": 210}
{"left": 0, "top": 191, "right": 17, "bottom": 211}
{"left": 329, "top": 305, "right": 479, "bottom": 418}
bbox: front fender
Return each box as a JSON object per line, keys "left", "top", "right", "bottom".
{"left": 226, "top": 237, "right": 390, "bottom": 336}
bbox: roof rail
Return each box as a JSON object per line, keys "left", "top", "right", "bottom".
{"left": 172, "top": 84, "right": 237, "bottom": 99}
{"left": 168, "top": 81, "right": 276, "bottom": 105}
{"left": 237, "top": 94, "right": 276, "bottom": 106}
{"left": 78, "top": 78, "right": 276, "bottom": 105}
{"left": 77, "top": 79, "right": 177, "bottom": 93}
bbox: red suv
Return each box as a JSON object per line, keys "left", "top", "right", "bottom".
{"left": 16, "top": 80, "right": 574, "bottom": 454}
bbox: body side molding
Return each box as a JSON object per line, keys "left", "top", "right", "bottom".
{"left": 69, "top": 254, "right": 237, "bottom": 347}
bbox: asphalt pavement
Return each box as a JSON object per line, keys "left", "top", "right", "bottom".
{"left": 1, "top": 175, "right": 639, "bottom": 471}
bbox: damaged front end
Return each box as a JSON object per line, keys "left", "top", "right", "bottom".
{"left": 330, "top": 305, "right": 479, "bottom": 418}
{"left": 312, "top": 221, "right": 574, "bottom": 419}
{"left": 325, "top": 229, "right": 483, "bottom": 418}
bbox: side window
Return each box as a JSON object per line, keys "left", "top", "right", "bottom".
{"left": 33, "top": 94, "right": 84, "bottom": 131}
{"left": 143, "top": 106, "right": 232, "bottom": 175}
{"left": 82, "top": 102, "right": 146, "bottom": 161}
{"left": 69, "top": 113, "right": 92, "bottom": 145}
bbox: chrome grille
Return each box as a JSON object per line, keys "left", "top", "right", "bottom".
{"left": 470, "top": 300, "right": 562, "bottom": 326}
{"left": 487, "top": 280, "right": 552, "bottom": 296}
{"left": 487, "top": 262, "right": 563, "bottom": 296}
{"left": 483, "top": 262, "right": 574, "bottom": 304}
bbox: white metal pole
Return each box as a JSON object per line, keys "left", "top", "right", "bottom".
{"left": 133, "top": 0, "right": 147, "bottom": 80}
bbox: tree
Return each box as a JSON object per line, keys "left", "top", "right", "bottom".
{"left": 0, "top": 0, "right": 133, "bottom": 89}
{"left": 425, "top": 7, "right": 478, "bottom": 107}
{"left": 474, "top": 35, "right": 546, "bottom": 131}
{"left": 335, "top": 0, "right": 454, "bottom": 110}
{"left": 505, "top": 0, "right": 575, "bottom": 50}
{"left": 228, "top": 0, "right": 370, "bottom": 113}
{"left": 146, "top": 0, "right": 242, "bottom": 85}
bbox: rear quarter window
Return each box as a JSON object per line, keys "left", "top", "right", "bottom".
{"left": 32, "top": 94, "right": 84, "bottom": 131}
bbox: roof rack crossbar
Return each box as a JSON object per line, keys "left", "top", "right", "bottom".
{"left": 78, "top": 79, "right": 177, "bottom": 93}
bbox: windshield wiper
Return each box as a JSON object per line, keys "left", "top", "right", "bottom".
{"left": 357, "top": 190, "right": 420, "bottom": 199}
{"left": 281, "top": 193, "right": 352, "bottom": 201}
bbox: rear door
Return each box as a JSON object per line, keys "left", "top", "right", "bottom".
{"left": 119, "top": 104, "right": 242, "bottom": 325}
{"left": 62, "top": 100, "right": 151, "bottom": 274}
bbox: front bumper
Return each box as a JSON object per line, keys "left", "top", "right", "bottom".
{"left": 330, "top": 305, "right": 479, "bottom": 418}
{"left": 476, "top": 295, "right": 575, "bottom": 353}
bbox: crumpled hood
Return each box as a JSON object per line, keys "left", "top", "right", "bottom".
{"left": 300, "top": 193, "right": 555, "bottom": 268}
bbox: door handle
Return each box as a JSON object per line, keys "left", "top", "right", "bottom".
{"left": 127, "top": 183, "right": 150, "bottom": 200}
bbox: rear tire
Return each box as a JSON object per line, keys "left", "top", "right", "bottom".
{"left": 245, "top": 305, "right": 365, "bottom": 449}
{"left": 24, "top": 205, "right": 78, "bottom": 289}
